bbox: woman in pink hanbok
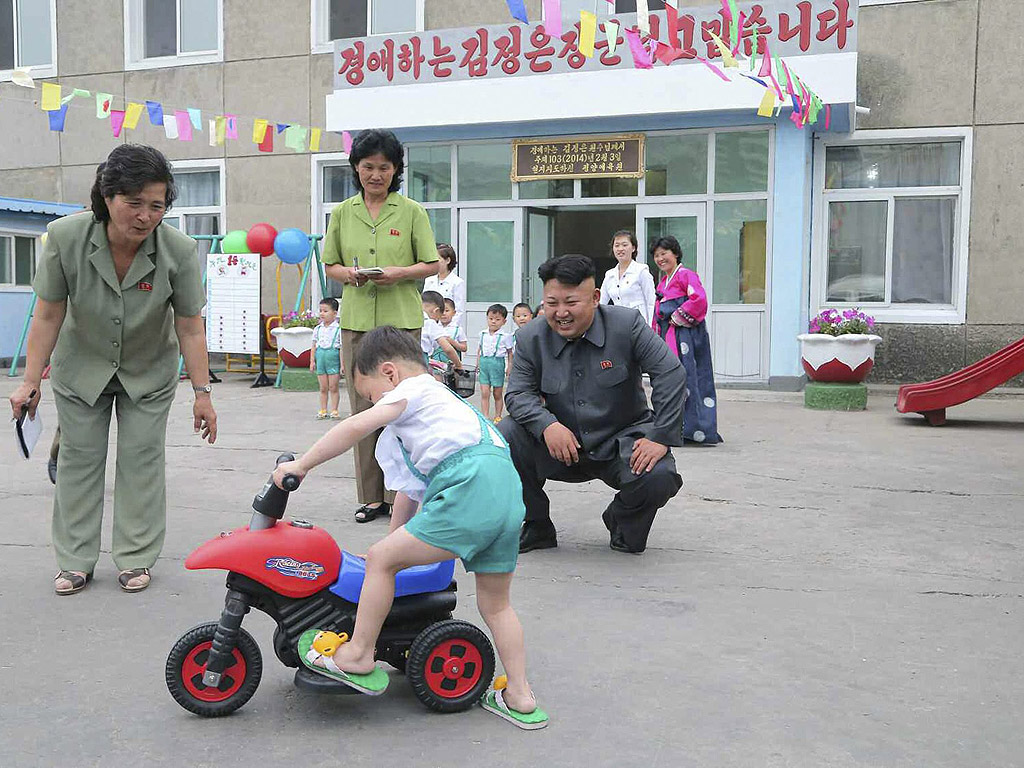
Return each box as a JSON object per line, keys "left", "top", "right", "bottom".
{"left": 651, "top": 236, "right": 721, "bottom": 444}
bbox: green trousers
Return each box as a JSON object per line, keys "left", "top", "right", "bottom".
{"left": 51, "top": 375, "right": 176, "bottom": 573}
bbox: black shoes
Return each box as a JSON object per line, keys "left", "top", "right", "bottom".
{"left": 47, "top": 457, "right": 57, "bottom": 485}
{"left": 519, "top": 520, "right": 557, "bottom": 553}
{"left": 603, "top": 509, "right": 644, "bottom": 554}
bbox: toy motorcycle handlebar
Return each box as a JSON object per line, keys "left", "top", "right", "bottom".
{"left": 275, "top": 452, "right": 302, "bottom": 492}
{"left": 250, "top": 453, "right": 301, "bottom": 528}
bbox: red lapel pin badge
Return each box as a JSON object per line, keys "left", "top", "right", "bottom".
{"left": 138, "top": 281, "right": 153, "bottom": 292}
{"left": 390, "top": 228, "right": 401, "bottom": 237}
{"left": 600, "top": 360, "right": 613, "bottom": 369}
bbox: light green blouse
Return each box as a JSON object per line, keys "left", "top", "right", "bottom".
{"left": 33, "top": 211, "right": 206, "bottom": 406}
{"left": 321, "top": 192, "right": 438, "bottom": 332}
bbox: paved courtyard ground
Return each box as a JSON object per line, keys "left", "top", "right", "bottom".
{"left": 1, "top": 376, "right": 1022, "bottom": 768}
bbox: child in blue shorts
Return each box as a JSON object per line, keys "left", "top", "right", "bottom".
{"left": 310, "top": 297, "right": 342, "bottom": 419}
{"left": 478, "top": 303, "right": 513, "bottom": 422}
{"left": 274, "top": 326, "right": 548, "bottom": 729}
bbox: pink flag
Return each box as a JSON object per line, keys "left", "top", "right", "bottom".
{"left": 175, "top": 110, "right": 193, "bottom": 141}
{"left": 543, "top": 0, "right": 562, "bottom": 38}
{"left": 109, "top": 109, "right": 126, "bottom": 138}
{"left": 342, "top": 130, "right": 353, "bottom": 154}
{"left": 824, "top": 104, "right": 831, "bottom": 130}
{"left": 624, "top": 28, "right": 653, "bottom": 69}
{"left": 225, "top": 114, "right": 238, "bottom": 139}
{"left": 700, "top": 58, "right": 731, "bottom": 81}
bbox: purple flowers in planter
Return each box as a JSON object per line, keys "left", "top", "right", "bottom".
{"left": 808, "top": 307, "right": 876, "bottom": 336}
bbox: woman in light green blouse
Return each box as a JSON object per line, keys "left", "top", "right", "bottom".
{"left": 321, "top": 129, "right": 439, "bottom": 523}
{"left": 7, "top": 145, "right": 218, "bottom": 596}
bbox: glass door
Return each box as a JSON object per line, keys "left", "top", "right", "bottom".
{"left": 458, "top": 208, "right": 523, "bottom": 356}
{"left": 636, "top": 203, "right": 708, "bottom": 281}
{"left": 524, "top": 207, "right": 555, "bottom": 310}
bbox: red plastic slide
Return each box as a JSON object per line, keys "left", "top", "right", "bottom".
{"left": 896, "top": 337, "right": 1024, "bottom": 425}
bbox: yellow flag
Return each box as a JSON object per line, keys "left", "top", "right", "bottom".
{"left": 707, "top": 30, "right": 738, "bottom": 68}
{"left": 215, "top": 116, "right": 227, "bottom": 145}
{"left": 757, "top": 88, "right": 776, "bottom": 117}
{"left": 309, "top": 128, "right": 322, "bottom": 152}
{"left": 124, "top": 102, "right": 145, "bottom": 130}
{"left": 579, "top": 11, "right": 597, "bottom": 58}
{"left": 41, "top": 82, "right": 61, "bottom": 111}
{"left": 253, "top": 118, "right": 269, "bottom": 144}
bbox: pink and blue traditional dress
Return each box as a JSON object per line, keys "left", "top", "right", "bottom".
{"left": 652, "top": 266, "right": 722, "bottom": 444}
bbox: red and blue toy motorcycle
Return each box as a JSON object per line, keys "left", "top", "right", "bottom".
{"left": 165, "top": 455, "right": 495, "bottom": 717}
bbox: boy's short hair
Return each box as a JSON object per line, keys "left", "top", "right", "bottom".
{"left": 421, "top": 290, "right": 444, "bottom": 313}
{"left": 354, "top": 326, "right": 427, "bottom": 376}
{"left": 512, "top": 302, "right": 532, "bottom": 315}
{"left": 319, "top": 297, "right": 339, "bottom": 311}
{"left": 487, "top": 303, "right": 508, "bottom": 318}
{"left": 537, "top": 254, "right": 596, "bottom": 286}
{"left": 443, "top": 297, "right": 457, "bottom": 311}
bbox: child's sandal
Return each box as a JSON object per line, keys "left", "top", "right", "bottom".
{"left": 315, "top": 411, "right": 328, "bottom": 420}
{"left": 330, "top": 410, "right": 341, "bottom": 420}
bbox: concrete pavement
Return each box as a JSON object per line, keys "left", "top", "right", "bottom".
{"left": 1, "top": 376, "right": 1022, "bottom": 768}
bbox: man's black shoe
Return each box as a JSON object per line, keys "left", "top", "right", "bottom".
{"left": 47, "top": 457, "right": 57, "bottom": 485}
{"left": 609, "top": 533, "right": 644, "bottom": 555}
{"left": 519, "top": 521, "right": 557, "bottom": 553}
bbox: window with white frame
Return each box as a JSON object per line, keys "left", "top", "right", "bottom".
{"left": 0, "top": 0, "right": 55, "bottom": 76}
{"left": 313, "top": 0, "right": 423, "bottom": 51}
{"left": 815, "top": 130, "right": 971, "bottom": 320}
{"left": 0, "top": 232, "right": 36, "bottom": 287}
{"left": 124, "top": 0, "right": 222, "bottom": 69}
{"left": 317, "top": 160, "right": 358, "bottom": 297}
{"left": 165, "top": 163, "right": 224, "bottom": 270}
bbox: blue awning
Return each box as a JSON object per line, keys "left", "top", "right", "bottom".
{"left": 0, "top": 197, "right": 84, "bottom": 216}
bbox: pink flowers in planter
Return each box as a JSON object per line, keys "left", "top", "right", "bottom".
{"left": 808, "top": 308, "right": 876, "bottom": 336}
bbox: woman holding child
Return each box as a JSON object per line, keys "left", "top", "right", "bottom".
{"left": 321, "top": 128, "right": 439, "bottom": 523}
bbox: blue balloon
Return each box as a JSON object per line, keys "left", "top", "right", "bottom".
{"left": 274, "top": 228, "right": 310, "bottom": 264}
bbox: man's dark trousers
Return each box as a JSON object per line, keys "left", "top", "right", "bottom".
{"left": 499, "top": 417, "right": 682, "bottom": 552}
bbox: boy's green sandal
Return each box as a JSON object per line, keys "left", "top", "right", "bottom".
{"left": 297, "top": 628, "right": 390, "bottom": 696}
{"left": 480, "top": 677, "right": 549, "bottom": 730}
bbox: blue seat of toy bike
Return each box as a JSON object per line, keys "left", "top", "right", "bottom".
{"left": 329, "top": 551, "right": 456, "bottom": 604}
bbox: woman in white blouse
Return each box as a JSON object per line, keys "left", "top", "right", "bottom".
{"left": 423, "top": 243, "right": 466, "bottom": 323}
{"left": 599, "top": 230, "right": 656, "bottom": 325}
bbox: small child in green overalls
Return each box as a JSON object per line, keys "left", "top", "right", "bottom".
{"left": 478, "top": 304, "right": 513, "bottom": 423}
{"left": 310, "top": 297, "right": 342, "bottom": 419}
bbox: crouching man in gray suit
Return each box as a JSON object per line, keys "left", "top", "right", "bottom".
{"left": 498, "top": 255, "right": 685, "bottom": 555}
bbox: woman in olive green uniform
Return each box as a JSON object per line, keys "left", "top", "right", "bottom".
{"left": 7, "top": 145, "right": 217, "bottom": 595}
{"left": 321, "top": 129, "right": 439, "bottom": 523}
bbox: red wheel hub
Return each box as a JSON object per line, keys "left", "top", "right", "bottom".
{"left": 423, "top": 639, "right": 484, "bottom": 698}
{"left": 180, "top": 641, "right": 246, "bottom": 702}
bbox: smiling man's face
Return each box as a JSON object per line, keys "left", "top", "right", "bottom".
{"left": 542, "top": 277, "right": 600, "bottom": 340}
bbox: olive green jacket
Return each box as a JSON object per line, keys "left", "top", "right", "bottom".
{"left": 321, "top": 192, "right": 438, "bottom": 332}
{"left": 33, "top": 211, "right": 206, "bottom": 406}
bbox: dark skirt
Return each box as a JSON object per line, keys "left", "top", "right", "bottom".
{"left": 657, "top": 319, "right": 722, "bottom": 444}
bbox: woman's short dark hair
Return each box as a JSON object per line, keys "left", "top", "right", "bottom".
{"left": 649, "top": 236, "right": 683, "bottom": 263}
{"left": 90, "top": 144, "right": 177, "bottom": 223}
{"left": 610, "top": 229, "right": 638, "bottom": 259}
{"left": 537, "top": 254, "right": 596, "bottom": 286}
{"left": 349, "top": 129, "right": 404, "bottom": 193}
{"left": 436, "top": 243, "right": 457, "bottom": 271}
{"left": 320, "top": 297, "right": 339, "bottom": 311}
{"left": 354, "top": 326, "right": 426, "bottom": 375}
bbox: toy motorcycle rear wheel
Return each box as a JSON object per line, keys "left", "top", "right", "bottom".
{"left": 165, "top": 622, "right": 263, "bottom": 717}
{"left": 406, "top": 620, "right": 494, "bottom": 713}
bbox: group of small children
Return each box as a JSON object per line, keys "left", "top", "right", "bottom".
{"left": 476, "top": 301, "right": 534, "bottom": 422}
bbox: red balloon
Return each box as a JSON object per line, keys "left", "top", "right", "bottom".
{"left": 246, "top": 222, "right": 278, "bottom": 257}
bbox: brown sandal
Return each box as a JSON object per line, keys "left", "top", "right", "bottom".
{"left": 117, "top": 568, "right": 151, "bottom": 593}
{"left": 54, "top": 570, "right": 91, "bottom": 596}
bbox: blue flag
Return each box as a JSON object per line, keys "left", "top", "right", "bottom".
{"left": 146, "top": 100, "right": 164, "bottom": 126}
{"left": 506, "top": 0, "right": 528, "bottom": 23}
{"left": 276, "top": 123, "right": 288, "bottom": 134}
{"left": 48, "top": 104, "right": 69, "bottom": 132}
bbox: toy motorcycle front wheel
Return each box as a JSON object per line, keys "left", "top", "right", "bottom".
{"left": 406, "top": 620, "right": 494, "bottom": 713}
{"left": 165, "top": 622, "right": 263, "bottom": 717}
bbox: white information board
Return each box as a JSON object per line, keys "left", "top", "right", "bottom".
{"left": 206, "top": 253, "right": 261, "bottom": 355}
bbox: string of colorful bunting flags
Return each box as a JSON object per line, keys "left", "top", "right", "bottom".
{"left": 506, "top": 0, "right": 829, "bottom": 129}
{"left": 4, "top": 68, "right": 355, "bottom": 154}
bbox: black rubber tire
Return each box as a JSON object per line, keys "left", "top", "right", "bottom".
{"left": 165, "top": 622, "right": 263, "bottom": 717}
{"left": 406, "top": 620, "right": 495, "bottom": 713}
